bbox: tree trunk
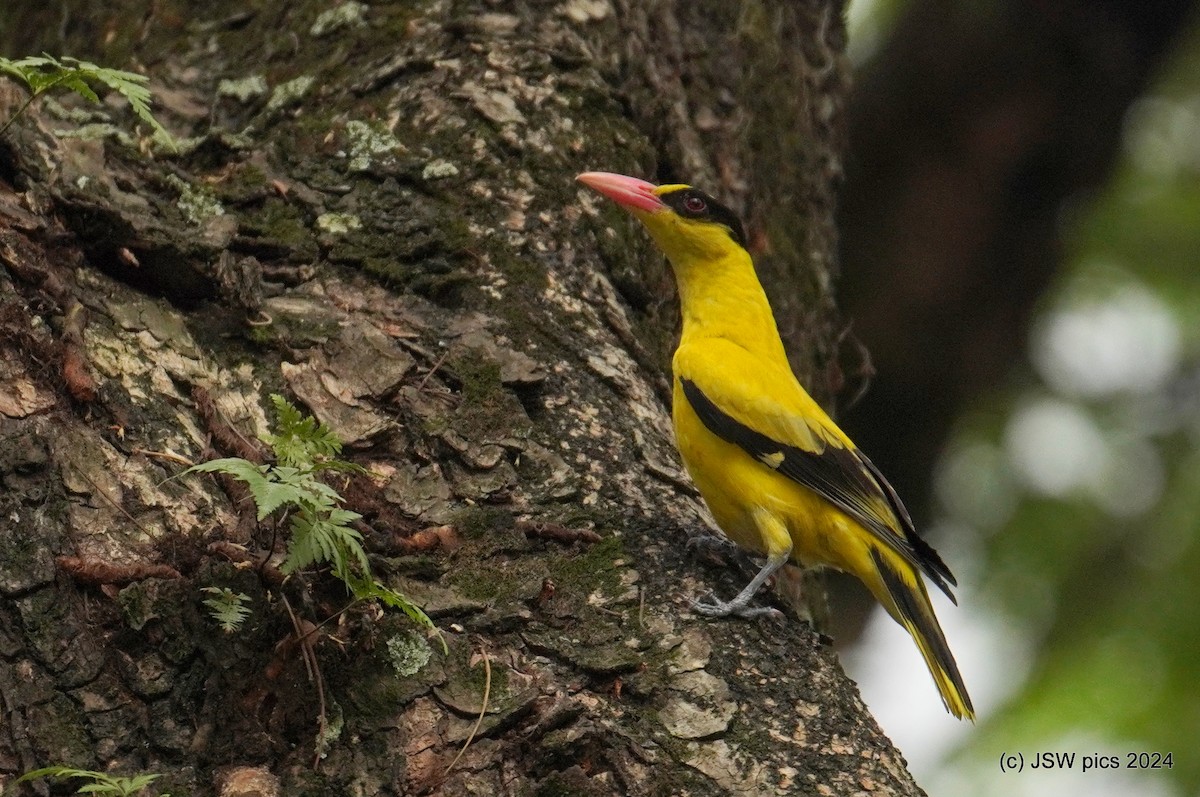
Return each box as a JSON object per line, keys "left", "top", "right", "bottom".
{"left": 0, "top": 1, "right": 923, "bottom": 795}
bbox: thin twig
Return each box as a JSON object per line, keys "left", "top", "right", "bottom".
{"left": 259, "top": 516, "right": 281, "bottom": 583}
{"left": 444, "top": 649, "right": 491, "bottom": 778}
{"left": 310, "top": 640, "right": 328, "bottom": 770}
{"left": 215, "top": 399, "right": 266, "bottom": 463}
{"left": 70, "top": 463, "right": 153, "bottom": 538}
{"left": 839, "top": 322, "right": 875, "bottom": 412}
{"left": 415, "top": 349, "right": 451, "bottom": 393}
{"left": 281, "top": 596, "right": 316, "bottom": 680}
{"left": 131, "top": 448, "right": 195, "bottom": 467}
{"left": 282, "top": 596, "right": 328, "bottom": 769}
{"left": 308, "top": 596, "right": 367, "bottom": 635}
{"left": 0, "top": 94, "right": 36, "bottom": 138}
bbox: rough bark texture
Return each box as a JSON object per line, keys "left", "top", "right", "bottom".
{"left": 1, "top": 1, "right": 921, "bottom": 795}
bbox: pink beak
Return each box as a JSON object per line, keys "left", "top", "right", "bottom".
{"left": 577, "top": 171, "right": 665, "bottom": 213}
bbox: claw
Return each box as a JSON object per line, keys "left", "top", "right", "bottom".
{"left": 687, "top": 550, "right": 790, "bottom": 621}
{"left": 691, "top": 593, "right": 782, "bottom": 620}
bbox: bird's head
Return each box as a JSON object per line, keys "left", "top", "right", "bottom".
{"left": 577, "top": 171, "right": 748, "bottom": 265}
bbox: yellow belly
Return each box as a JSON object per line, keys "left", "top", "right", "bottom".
{"left": 673, "top": 388, "right": 858, "bottom": 570}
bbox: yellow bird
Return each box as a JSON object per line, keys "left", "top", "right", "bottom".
{"left": 577, "top": 171, "right": 974, "bottom": 720}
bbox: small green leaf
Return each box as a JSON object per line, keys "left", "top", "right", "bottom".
{"left": 353, "top": 578, "right": 446, "bottom": 653}
{"left": 265, "top": 393, "right": 342, "bottom": 467}
{"left": 57, "top": 74, "right": 101, "bottom": 104}
{"left": 326, "top": 507, "right": 364, "bottom": 527}
{"left": 202, "top": 587, "right": 252, "bottom": 633}
{"left": 185, "top": 457, "right": 268, "bottom": 482}
{"left": 251, "top": 479, "right": 309, "bottom": 520}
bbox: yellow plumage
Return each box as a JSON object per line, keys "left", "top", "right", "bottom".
{"left": 578, "top": 172, "right": 974, "bottom": 720}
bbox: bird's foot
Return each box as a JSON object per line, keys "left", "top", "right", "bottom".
{"left": 691, "top": 591, "right": 783, "bottom": 620}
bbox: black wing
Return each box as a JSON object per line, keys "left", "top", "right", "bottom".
{"left": 680, "top": 378, "right": 956, "bottom": 600}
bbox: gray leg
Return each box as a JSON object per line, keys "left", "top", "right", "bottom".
{"left": 691, "top": 551, "right": 789, "bottom": 619}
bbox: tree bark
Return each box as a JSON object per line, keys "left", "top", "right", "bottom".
{"left": 1, "top": 1, "right": 923, "bottom": 795}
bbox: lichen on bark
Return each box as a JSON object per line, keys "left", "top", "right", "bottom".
{"left": 0, "top": 1, "right": 925, "bottom": 795}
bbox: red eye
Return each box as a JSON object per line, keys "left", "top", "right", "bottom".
{"left": 684, "top": 196, "right": 706, "bottom": 213}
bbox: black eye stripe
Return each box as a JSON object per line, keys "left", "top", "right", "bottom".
{"left": 660, "top": 187, "right": 748, "bottom": 249}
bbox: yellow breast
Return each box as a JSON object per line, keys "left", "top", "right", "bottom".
{"left": 672, "top": 377, "right": 856, "bottom": 569}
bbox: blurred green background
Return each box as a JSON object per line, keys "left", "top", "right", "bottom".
{"left": 837, "top": 2, "right": 1200, "bottom": 796}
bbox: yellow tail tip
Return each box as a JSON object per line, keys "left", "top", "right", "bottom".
{"left": 948, "top": 698, "right": 976, "bottom": 722}
{"left": 935, "top": 671, "right": 975, "bottom": 721}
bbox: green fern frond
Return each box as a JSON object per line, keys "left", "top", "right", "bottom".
{"left": 183, "top": 394, "right": 436, "bottom": 642}
{"left": 266, "top": 393, "right": 343, "bottom": 467}
{"left": 184, "top": 459, "right": 305, "bottom": 520}
{"left": 201, "top": 587, "right": 252, "bottom": 633}
{"left": 0, "top": 53, "right": 173, "bottom": 145}
{"left": 349, "top": 577, "right": 444, "bottom": 653}
{"left": 185, "top": 457, "right": 270, "bottom": 491}
{"left": 283, "top": 511, "right": 365, "bottom": 581}
{"left": 10, "top": 766, "right": 164, "bottom": 796}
